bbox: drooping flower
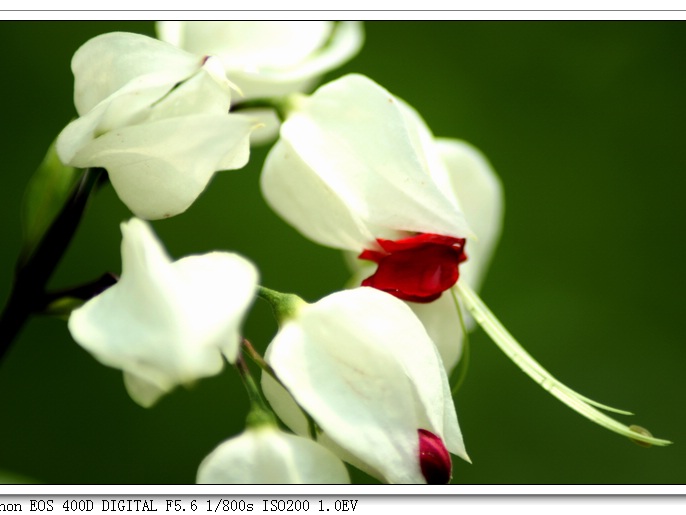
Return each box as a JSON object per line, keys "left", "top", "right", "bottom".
{"left": 197, "top": 425, "right": 350, "bottom": 484}
{"left": 56, "top": 32, "right": 258, "bottom": 220}
{"left": 260, "top": 74, "right": 670, "bottom": 447}
{"left": 261, "top": 73, "right": 503, "bottom": 370}
{"left": 156, "top": 22, "right": 364, "bottom": 102}
{"left": 68, "top": 218, "right": 258, "bottom": 407}
{"left": 261, "top": 287, "right": 469, "bottom": 484}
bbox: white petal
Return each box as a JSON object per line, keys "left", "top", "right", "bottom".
{"left": 395, "top": 99, "right": 462, "bottom": 212}
{"left": 266, "top": 287, "right": 464, "bottom": 483}
{"left": 437, "top": 139, "right": 504, "bottom": 291}
{"left": 274, "top": 22, "right": 364, "bottom": 81}
{"left": 160, "top": 22, "right": 333, "bottom": 70}
{"left": 279, "top": 74, "right": 473, "bottom": 243}
{"left": 72, "top": 32, "right": 202, "bottom": 116}
{"left": 56, "top": 101, "right": 110, "bottom": 165}
{"left": 261, "top": 139, "right": 376, "bottom": 251}
{"left": 409, "top": 294, "right": 465, "bottom": 372}
{"left": 225, "top": 22, "right": 364, "bottom": 100}
{"left": 171, "top": 252, "right": 258, "bottom": 364}
{"left": 157, "top": 22, "right": 363, "bottom": 101}
{"left": 69, "top": 114, "right": 255, "bottom": 219}
{"left": 261, "top": 372, "right": 310, "bottom": 437}
{"left": 155, "top": 21, "right": 183, "bottom": 47}
{"left": 146, "top": 65, "right": 231, "bottom": 121}
{"left": 68, "top": 219, "right": 258, "bottom": 406}
{"left": 57, "top": 71, "right": 199, "bottom": 165}
{"left": 364, "top": 290, "right": 468, "bottom": 464}
{"left": 241, "top": 108, "right": 281, "bottom": 146}
{"left": 123, "top": 371, "right": 168, "bottom": 408}
{"left": 261, "top": 371, "right": 389, "bottom": 481}
{"left": 197, "top": 426, "right": 350, "bottom": 484}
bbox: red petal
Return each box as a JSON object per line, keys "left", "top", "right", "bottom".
{"left": 358, "top": 248, "right": 387, "bottom": 263}
{"left": 418, "top": 429, "right": 452, "bottom": 484}
{"left": 358, "top": 233, "right": 466, "bottom": 303}
{"left": 378, "top": 233, "right": 464, "bottom": 253}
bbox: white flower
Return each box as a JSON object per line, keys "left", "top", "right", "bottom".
{"left": 197, "top": 425, "right": 350, "bottom": 484}
{"left": 68, "top": 218, "right": 258, "bottom": 407}
{"left": 262, "top": 287, "right": 469, "bottom": 484}
{"left": 156, "top": 22, "right": 363, "bottom": 145}
{"left": 261, "top": 73, "right": 503, "bottom": 370}
{"left": 56, "top": 32, "right": 258, "bottom": 220}
{"left": 258, "top": 75, "right": 671, "bottom": 448}
{"left": 157, "top": 22, "right": 364, "bottom": 101}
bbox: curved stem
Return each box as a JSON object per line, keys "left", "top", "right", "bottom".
{"left": 37, "top": 272, "right": 118, "bottom": 314}
{"left": 0, "top": 167, "right": 104, "bottom": 366}
{"left": 235, "top": 352, "right": 277, "bottom": 428}
{"left": 242, "top": 338, "right": 319, "bottom": 440}
{"left": 242, "top": 338, "right": 277, "bottom": 381}
{"left": 455, "top": 282, "right": 671, "bottom": 447}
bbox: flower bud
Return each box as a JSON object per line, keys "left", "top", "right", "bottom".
{"left": 418, "top": 429, "right": 452, "bottom": 484}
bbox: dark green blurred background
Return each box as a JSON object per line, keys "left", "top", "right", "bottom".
{"left": 0, "top": 21, "right": 684, "bottom": 485}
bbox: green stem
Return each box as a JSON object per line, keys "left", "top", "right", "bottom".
{"left": 242, "top": 338, "right": 319, "bottom": 440}
{"left": 235, "top": 352, "right": 276, "bottom": 428}
{"left": 37, "top": 272, "right": 118, "bottom": 314}
{"left": 0, "top": 167, "right": 104, "bottom": 366}
{"left": 242, "top": 338, "right": 277, "bottom": 380}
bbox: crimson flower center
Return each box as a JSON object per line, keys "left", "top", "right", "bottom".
{"left": 358, "top": 233, "right": 466, "bottom": 303}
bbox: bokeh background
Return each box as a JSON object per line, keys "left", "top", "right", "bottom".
{"left": 0, "top": 21, "right": 684, "bottom": 485}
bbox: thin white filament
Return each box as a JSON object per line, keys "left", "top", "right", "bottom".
{"left": 455, "top": 282, "right": 671, "bottom": 447}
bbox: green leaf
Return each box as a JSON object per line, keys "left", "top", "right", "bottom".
{"left": 20, "top": 139, "right": 79, "bottom": 265}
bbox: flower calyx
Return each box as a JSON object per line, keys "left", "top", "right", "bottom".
{"left": 257, "top": 286, "right": 307, "bottom": 324}
{"left": 359, "top": 233, "right": 467, "bottom": 303}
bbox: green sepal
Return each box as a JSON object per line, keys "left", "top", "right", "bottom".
{"left": 20, "top": 139, "right": 80, "bottom": 266}
{"left": 245, "top": 403, "right": 278, "bottom": 429}
{"left": 257, "top": 286, "right": 307, "bottom": 324}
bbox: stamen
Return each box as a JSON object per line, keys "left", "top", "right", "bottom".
{"left": 454, "top": 282, "right": 671, "bottom": 447}
{"left": 448, "top": 288, "right": 471, "bottom": 396}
